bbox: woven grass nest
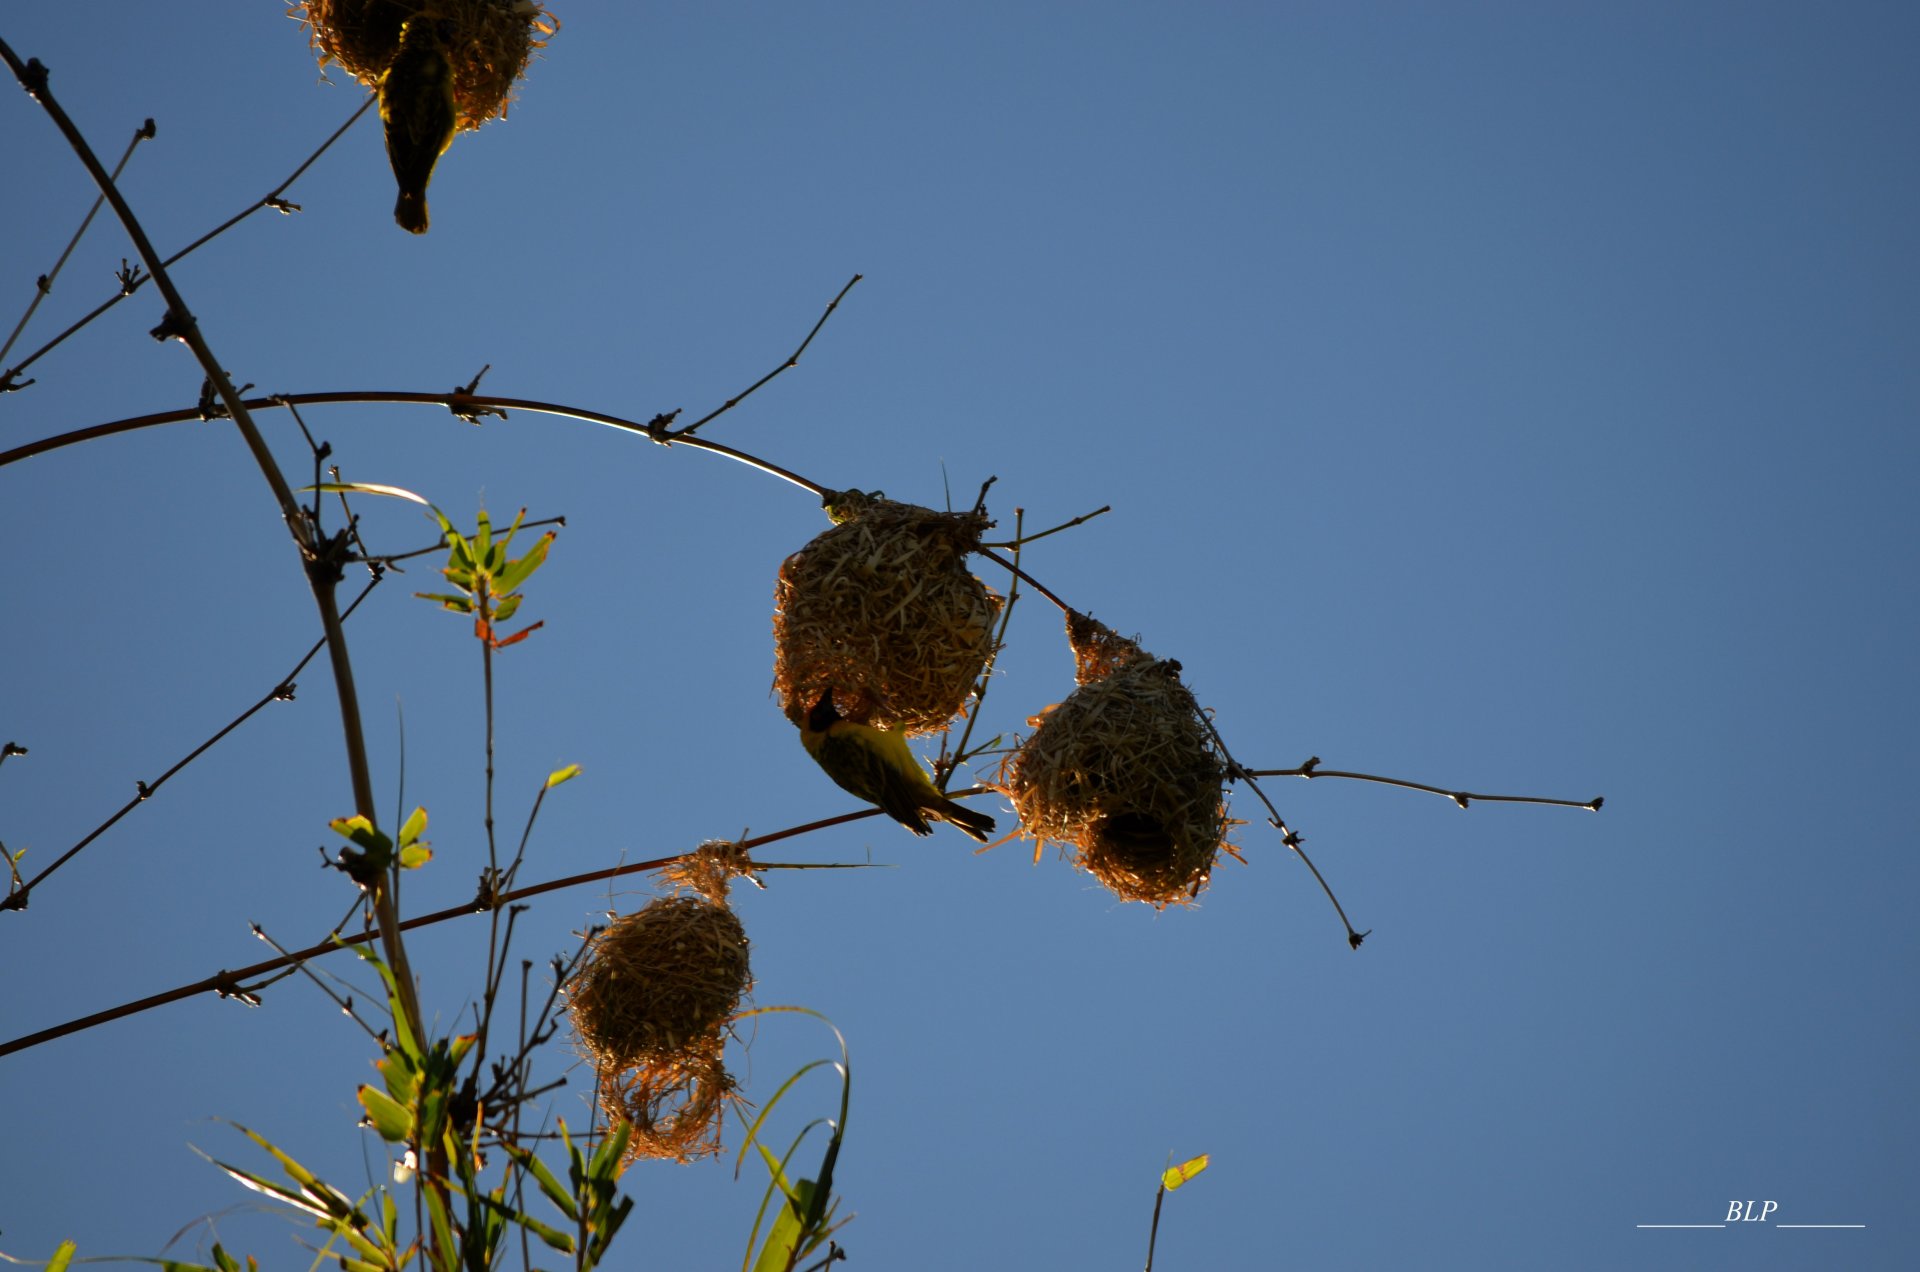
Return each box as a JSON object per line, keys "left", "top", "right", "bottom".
{"left": 568, "top": 889, "right": 751, "bottom": 1161}
{"left": 773, "top": 490, "right": 1001, "bottom": 736}
{"left": 999, "top": 612, "right": 1233, "bottom": 907}
{"left": 291, "top": 0, "right": 558, "bottom": 129}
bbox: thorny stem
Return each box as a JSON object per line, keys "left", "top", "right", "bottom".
{"left": 0, "top": 118, "right": 153, "bottom": 379}
{"left": 0, "top": 96, "right": 372, "bottom": 393}
{"left": 0, "top": 391, "right": 826, "bottom": 493}
{"left": 1, "top": 579, "right": 380, "bottom": 913}
{"left": 1248, "top": 759, "right": 1604, "bottom": 812}
{"left": 1194, "top": 710, "right": 1369, "bottom": 949}
{"left": 671, "top": 274, "right": 863, "bottom": 438}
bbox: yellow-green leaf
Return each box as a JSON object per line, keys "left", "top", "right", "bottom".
{"left": 546, "top": 764, "right": 582, "bottom": 789}
{"left": 357, "top": 1083, "right": 413, "bottom": 1142}
{"left": 1162, "top": 1153, "right": 1210, "bottom": 1191}
{"left": 46, "top": 1240, "right": 76, "bottom": 1272}
{"left": 398, "top": 806, "right": 427, "bottom": 848}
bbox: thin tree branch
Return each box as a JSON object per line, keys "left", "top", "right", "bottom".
{"left": 2, "top": 38, "right": 420, "bottom": 1041}
{"left": 1, "top": 578, "right": 380, "bottom": 913}
{"left": 1246, "top": 757, "right": 1604, "bottom": 812}
{"left": 0, "top": 118, "right": 154, "bottom": 381}
{"left": 979, "top": 504, "right": 1111, "bottom": 550}
{"left": 1194, "top": 713, "right": 1369, "bottom": 949}
{"left": 0, "top": 799, "right": 917, "bottom": 1058}
{"left": 670, "top": 274, "right": 862, "bottom": 439}
{"left": 0, "top": 97, "right": 372, "bottom": 393}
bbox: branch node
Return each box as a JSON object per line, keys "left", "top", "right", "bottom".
{"left": 271, "top": 681, "right": 297, "bottom": 702}
{"left": 116, "top": 259, "right": 144, "bottom": 296}
{"left": 0, "top": 369, "right": 36, "bottom": 393}
{"left": 148, "top": 306, "right": 191, "bottom": 343}
{"left": 644, "top": 409, "right": 682, "bottom": 444}
{"left": 211, "top": 970, "right": 263, "bottom": 1007}
{"left": 1300, "top": 756, "right": 1320, "bottom": 776}
{"left": 1348, "top": 929, "right": 1371, "bottom": 950}
{"left": 1451, "top": 792, "right": 1471, "bottom": 809}
{"left": 137, "top": 117, "right": 156, "bottom": 141}
{"left": 448, "top": 364, "right": 506, "bottom": 424}
{"left": 264, "top": 196, "right": 301, "bottom": 215}
{"left": 135, "top": 780, "right": 153, "bottom": 800}
{"left": 19, "top": 58, "right": 50, "bottom": 101}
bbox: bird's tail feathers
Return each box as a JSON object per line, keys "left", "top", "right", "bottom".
{"left": 394, "top": 192, "right": 429, "bottom": 234}
{"left": 935, "top": 799, "right": 996, "bottom": 845}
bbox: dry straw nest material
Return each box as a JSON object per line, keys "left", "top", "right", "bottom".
{"left": 601, "top": 1035, "right": 739, "bottom": 1164}
{"left": 773, "top": 491, "right": 1001, "bottom": 736}
{"left": 291, "top": 0, "right": 558, "bottom": 129}
{"left": 568, "top": 895, "right": 750, "bottom": 1072}
{"left": 999, "top": 613, "right": 1232, "bottom": 907}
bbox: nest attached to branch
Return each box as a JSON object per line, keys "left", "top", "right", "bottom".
{"left": 773, "top": 491, "right": 1001, "bottom": 736}
{"left": 999, "top": 613, "right": 1232, "bottom": 907}
{"left": 568, "top": 892, "right": 751, "bottom": 1161}
{"left": 291, "top": 0, "right": 558, "bottom": 129}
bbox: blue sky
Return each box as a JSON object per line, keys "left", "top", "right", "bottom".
{"left": 2, "top": 3, "right": 1916, "bottom": 1268}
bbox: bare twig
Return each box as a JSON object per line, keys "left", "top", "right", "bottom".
{"left": 1247, "top": 757, "right": 1603, "bottom": 812}
{"left": 1, "top": 579, "right": 380, "bottom": 913}
{"left": 1194, "top": 713, "right": 1369, "bottom": 949}
{"left": 670, "top": 274, "right": 862, "bottom": 439}
{"left": 0, "top": 118, "right": 154, "bottom": 383}
{"left": 0, "top": 97, "right": 372, "bottom": 393}
{"left": 979, "top": 503, "right": 1111, "bottom": 550}
{"left": 0, "top": 803, "right": 912, "bottom": 1058}
{"left": 942, "top": 508, "right": 1023, "bottom": 788}
{"left": 0, "top": 390, "right": 828, "bottom": 494}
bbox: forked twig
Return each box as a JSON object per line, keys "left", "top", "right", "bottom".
{"left": 0, "top": 119, "right": 154, "bottom": 385}
{"left": 0, "top": 96, "right": 373, "bottom": 394}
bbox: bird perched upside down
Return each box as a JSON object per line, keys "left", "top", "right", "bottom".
{"left": 797, "top": 690, "right": 996, "bottom": 843}
{"left": 379, "top": 19, "right": 458, "bottom": 234}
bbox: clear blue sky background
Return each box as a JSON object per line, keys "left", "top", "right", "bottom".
{"left": 2, "top": 4, "right": 1915, "bottom": 1268}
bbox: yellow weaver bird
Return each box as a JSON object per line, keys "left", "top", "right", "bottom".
{"left": 798, "top": 690, "right": 996, "bottom": 843}
{"left": 379, "top": 19, "right": 458, "bottom": 234}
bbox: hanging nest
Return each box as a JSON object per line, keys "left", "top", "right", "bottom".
{"left": 567, "top": 891, "right": 752, "bottom": 1162}
{"left": 601, "top": 1035, "right": 739, "bottom": 1164}
{"left": 290, "top": 0, "right": 559, "bottom": 129}
{"left": 568, "top": 895, "right": 750, "bottom": 1073}
{"left": 773, "top": 490, "right": 1001, "bottom": 736}
{"left": 998, "top": 613, "right": 1232, "bottom": 907}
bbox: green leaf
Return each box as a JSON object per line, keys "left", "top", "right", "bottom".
{"left": 503, "top": 1142, "right": 577, "bottom": 1221}
{"left": 424, "top": 1186, "right": 458, "bottom": 1272}
{"left": 751, "top": 1178, "right": 816, "bottom": 1272}
{"left": 492, "top": 593, "right": 523, "bottom": 623}
{"left": 231, "top": 1123, "right": 357, "bottom": 1221}
{"left": 546, "top": 764, "right": 582, "bottom": 789}
{"left": 398, "top": 842, "right": 432, "bottom": 869}
{"left": 357, "top": 1084, "right": 412, "bottom": 1142}
{"left": 414, "top": 592, "right": 475, "bottom": 613}
{"left": 398, "top": 806, "right": 427, "bottom": 848}
{"left": 1161, "top": 1153, "right": 1210, "bottom": 1191}
{"left": 328, "top": 815, "right": 389, "bottom": 854}
{"left": 302, "top": 481, "right": 432, "bottom": 506}
{"left": 494, "top": 530, "right": 556, "bottom": 593}
{"left": 46, "top": 1240, "right": 76, "bottom": 1272}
